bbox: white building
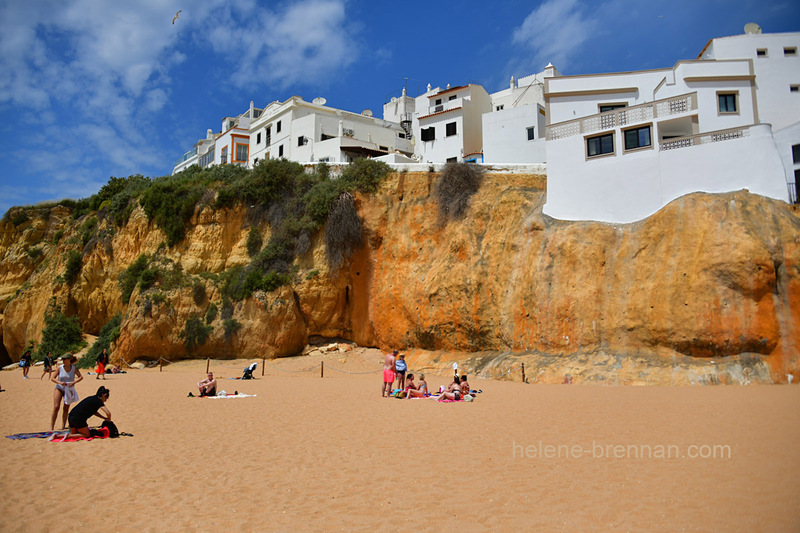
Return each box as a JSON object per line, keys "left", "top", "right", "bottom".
{"left": 248, "top": 96, "right": 412, "bottom": 166}
{"left": 697, "top": 30, "right": 800, "bottom": 202}
{"left": 482, "top": 66, "right": 559, "bottom": 164}
{"left": 409, "top": 84, "right": 492, "bottom": 164}
{"left": 215, "top": 102, "right": 262, "bottom": 167}
{"left": 543, "top": 28, "right": 795, "bottom": 223}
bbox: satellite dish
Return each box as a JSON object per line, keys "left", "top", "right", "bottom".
{"left": 744, "top": 22, "right": 762, "bottom": 35}
{"left": 362, "top": 109, "right": 373, "bottom": 117}
{"left": 312, "top": 97, "right": 327, "bottom": 105}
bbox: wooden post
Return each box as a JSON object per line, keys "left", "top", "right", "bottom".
{"left": 521, "top": 363, "right": 526, "bottom": 383}
{"left": 160, "top": 358, "right": 163, "bottom": 372}
{"left": 206, "top": 357, "right": 210, "bottom": 374}
{"left": 262, "top": 358, "right": 265, "bottom": 377}
{"left": 321, "top": 361, "right": 324, "bottom": 378}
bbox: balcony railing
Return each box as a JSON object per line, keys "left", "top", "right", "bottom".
{"left": 546, "top": 92, "right": 697, "bottom": 141}
{"left": 174, "top": 148, "right": 198, "bottom": 166}
{"left": 658, "top": 125, "right": 750, "bottom": 151}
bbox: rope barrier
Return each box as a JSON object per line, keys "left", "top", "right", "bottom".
{"left": 324, "top": 365, "right": 382, "bottom": 375}
{"left": 260, "top": 358, "right": 320, "bottom": 374}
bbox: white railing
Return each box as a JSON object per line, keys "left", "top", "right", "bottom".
{"left": 546, "top": 92, "right": 697, "bottom": 140}
{"left": 658, "top": 125, "right": 750, "bottom": 151}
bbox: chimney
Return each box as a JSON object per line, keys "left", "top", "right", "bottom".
{"left": 510, "top": 75, "right": 516, "bottom": 89}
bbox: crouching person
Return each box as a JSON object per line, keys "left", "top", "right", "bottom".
{"left": 68, "top": 386, "right": 111, "bottom": 438}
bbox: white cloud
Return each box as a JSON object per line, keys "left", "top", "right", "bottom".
{"left": 511, "top": 0, "right": 599, "bottom": 72}
{"left": 202, "top": 0, "right": 358, "bottom": 89}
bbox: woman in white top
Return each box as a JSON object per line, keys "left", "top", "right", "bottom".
{"left": 50, "top": 354, "right": 83, "bottom": 431}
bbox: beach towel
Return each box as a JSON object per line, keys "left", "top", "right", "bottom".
{"left": 6, "top": 430, "right": 68, "bottom": 440}
{"left": 49, "top": 427, "right": 110, "bottom": 442}
{"left": 201, "top": 393, "right": 257, "bottom": 399}
{"left": 189, "top": 391, "right": 257, "bottom": 399}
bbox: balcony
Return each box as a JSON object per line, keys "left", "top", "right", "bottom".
{"left": 174, "top": 148, "right": 198, "bottom": 167}
{"left": 658, "top": 125, "right": 750, "bottom": 151}
{"left": 546, "top": 93, "right": 698, "bottom": 141}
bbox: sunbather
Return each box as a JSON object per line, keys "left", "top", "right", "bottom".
{"left": 438, "top": 377, "right": 462, "bottom": 401}
{"left": 406, "top": 373, "right": 429, "bottom": 398}
{"left": 197, "top": 372, "right": 217, "bottom": 396}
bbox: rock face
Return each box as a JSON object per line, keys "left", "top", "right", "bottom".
{"left": 0, "top": 171, "right": 798, "bottom": 382}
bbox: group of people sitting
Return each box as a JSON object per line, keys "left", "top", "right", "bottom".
{"left": 384, "top": 350, "right": 474, "bottom": 401}
{"left": 437, "top": 373, "right": 473, "bottom": 401}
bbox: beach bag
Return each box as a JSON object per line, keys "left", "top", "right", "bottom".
{"left": 19, "top": 361, "right": 24, "bottom": 367}
{"left": 101, "top": 420, "right": 120, "bottom": 438}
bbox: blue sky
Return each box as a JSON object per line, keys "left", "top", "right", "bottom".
{"left": 0, "top": 0, "right": 798, "bottom": 217}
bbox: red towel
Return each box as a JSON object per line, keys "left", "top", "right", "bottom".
{"left": 51, "top": 427, "right": 110, "bottom": 442}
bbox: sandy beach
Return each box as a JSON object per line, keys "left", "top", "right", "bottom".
{"left": 1, "top": 350, "right": 799, "bottom": 532}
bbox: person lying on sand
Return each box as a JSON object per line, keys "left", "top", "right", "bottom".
{"left": 197, "top": 373, "right": 217, "bottom": 397}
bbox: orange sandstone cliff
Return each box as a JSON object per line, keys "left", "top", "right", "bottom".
{"left": 1, "top": 171, "right": 798, "bottom": 383}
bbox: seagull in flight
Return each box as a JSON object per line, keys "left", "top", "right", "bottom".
{"left": 172, "top": 10, "right": 181, "bottom": 24}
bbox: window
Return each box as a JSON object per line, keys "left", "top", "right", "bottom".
{"left": 756, "top": 49, "right": 767, "bottom": 57}
{"left": 785, "top": 47, "right": 798, "bottom": 56}
{"left": 449, "top": 95, "right": 457, "bottom": 101}
{"left": 276, "top": 121, "right": 282, "bottom": 133}
{"left": 220, "top": 146, "right": 228, "bottom": 164}
{"left": 586, "top": 133, "right": 614, "bottom": 158}
{"left": 496, "top": 105, "right": 504, "bottom": 111}
{"left": 435, "top": 98, "right": 442, "bottom": 105}
{"left": 379, "top": 146, "right": 388, "bottom": 151}
{"left": 421, "top": 127, "right": 435, "bottom": 142}
{"left": 256, "top": 132, "right": 261, "bottom": 144}
{"left": 278, "top": 145, "right": 284, "bottom": 157}
{"left": 199, "top": 151, "right": 214, "bottom": 167}
{"left": 446, "top": 122, "right": 457, "bottom": 137}
{"left": 321, "top": 133, "right": 335, "bottom": 141}
{"left": 623, "top": 125, "right": 652, "bottom": 151}
{"left": 599, "top": 103, "right": 627, "bottom": 113}
{"left": 792, "top": 144, "right": 800, "bottom": 164}
{"left": 526, "top": 127, "right": 535, "bottom": 141}
{"left": 235, "top": 143, "right": 248, "bottom": 162}
{"left": 791, "top": 85, "right": 799, "bottom": 93}
{"left": 398, "top": 132, "right": 406, "bottom": 139}
{"left": 446, "top": 157, "right": 458, "bottom": 163}
{"left": 265, "top": 127, "right": 271, "bottom": 146}
{"left": 298, "top": 136, "right": 306, "bottom": 146}
{"left": 718, "top": 92, "right": 738, "bottom": 114}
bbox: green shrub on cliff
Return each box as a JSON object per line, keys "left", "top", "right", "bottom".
{"left": 180, "top": 315, "right": 213, "bottom": 354}
{"left": 119, "top": 254, "right": 149, "bottom": 304}
{"left": 34, "top": 306, "right": 84, "bottom": 362}
{"left": 223, "top": 318, "right": 241, "bottom": 341}
{"left": 246, "top": 227, "right": 263, "bottom": 257}
{"left": 140, "top": 179, "right": 204, "bottom": 247}
{"left": 64, "top": 249, "right": 82, "bottom": 285}
{"left": 80, "top": 314, "right": 122, "bottom": 369}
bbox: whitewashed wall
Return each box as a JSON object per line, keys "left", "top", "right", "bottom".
{"left": 544, "top": 124, "right": 788, "bottom": 223}
{"left": 483, "top": 105, "right": 547, "bottom": 164}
